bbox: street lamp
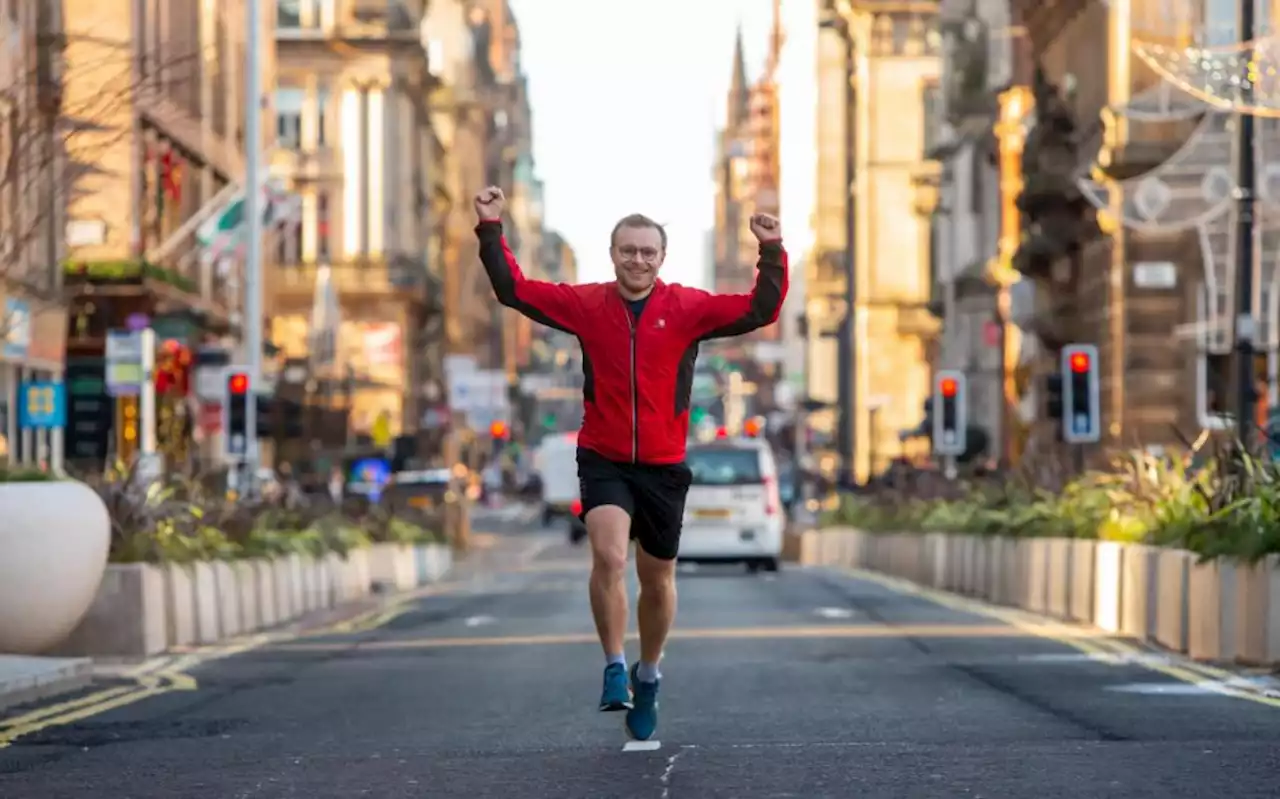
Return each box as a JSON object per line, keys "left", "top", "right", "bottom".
{"left": 819, "top": 0, "right": 858, "bottom": 487}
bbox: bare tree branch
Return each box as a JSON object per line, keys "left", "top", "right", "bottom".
{"left": 0, "top": 25, "right": 213, "bottom": 334}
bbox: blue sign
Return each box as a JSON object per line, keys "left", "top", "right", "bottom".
{"left": 4, "top": 298, "right": 29, "bottom": 359}
{"left": 18, "top": 381, "right": 66, "bottom": 429}
{"left": 348, "top": 457, "right": 391, "bottom": 502}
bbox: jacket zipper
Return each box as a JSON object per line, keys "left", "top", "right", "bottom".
{"left": 625, "top": 302, "right": 639, "bottom": 463}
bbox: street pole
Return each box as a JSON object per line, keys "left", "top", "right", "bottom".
{"left": 243, "top": 0, "right": 264, "bottom": 494}
{"left": 1233, "top": 0, "right": 1257, "bottom": 451}
{"left": 836, "top": 18, "right": 857, "bottom": 488}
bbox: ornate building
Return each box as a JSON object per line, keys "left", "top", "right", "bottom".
{"left": 267, "top": 0, "right": 443, "bottom": 456}
{"left": 812, "top": 0, "right": 942, "bottom": 482}
{"left": 710, "top": 3, "right": 786, "bottom": 414}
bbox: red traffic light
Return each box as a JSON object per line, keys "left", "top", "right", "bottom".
{"left": 1069, "top": 352, "right": 1090, "bottom": 373}
{"left": 228, "top": 373, "right": 249, "bottom": 395}
{"left": 489, "top": 420, "right": 508, "bottom": 438}
{"left": 940, "top": 377, "right": 958, "bottom": 398}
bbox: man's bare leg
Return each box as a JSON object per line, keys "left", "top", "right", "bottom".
{"left": 634, "top": 546, "right": 677, "bottom": 677}
{"left": 586, "top": 505, "right": 632, "bottom": 710}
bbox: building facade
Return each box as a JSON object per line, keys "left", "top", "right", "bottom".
{"left": 710, "top": 7, "right": 786, "bottom": 418}
{"left": 809, "top": 0, "right": 942, "bottom": 482}
{"left": 59, "top": 0, "right": 275, "bottom": 470}
{"left": 0, "top": 0, "right": 69, "bottom": 468}
{"left": 267, "top": 0, "right": 443, "bottom": 455}
{"left": 928, "top": 0, "right": 1280, "bottom": 468}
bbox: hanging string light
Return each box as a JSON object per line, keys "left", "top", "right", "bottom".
{"left": 1131, "top": 37, "right": 1280, "bottom": 116}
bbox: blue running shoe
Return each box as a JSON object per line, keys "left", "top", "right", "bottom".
{"left": 625, "top": 663, "right": 660, "bottom": 740}
{"left": 599, "top": 663, "right": 632, "bottom": 711}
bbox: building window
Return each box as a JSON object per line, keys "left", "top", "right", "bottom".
{"left": 275, "top": 87, "right": 305, "bottom": 149}
{"left": 1196, "top": 283, "right": 1233, "bottom": 430}
{"left": 922, "top": 81, "right": 941, "bottom": 157}
{"left": 278, "top": 0, "right": 327, "bottom": 29}
{"left": 316, "top": 190, "right": 331, "bottom": 261}
{"left": 316, "top": 86, "right": 330, "bottom": 146}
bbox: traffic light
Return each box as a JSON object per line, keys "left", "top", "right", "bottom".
{"left": 690, "top": 406, "right": 707, "bottom": 425}
{"left": 489, "top": 420, "right": 508, "bottom": 439}
{"left": 1061, "top": 344, "right": 1101, "bottom": 443}
{"left": 256, "top": 395, "right": 275, "bottom": 438}
{"left": 743, "top": 417, "right": 762, "bottom": 437}
{"left": 224, "top": 369, "right": 250, "bottom": 458}
{"left": 932, "top": 369, "right": 967, "bottom": 456}
{"left": 1045, "top": 372, "right": 1064, "bottom": 423}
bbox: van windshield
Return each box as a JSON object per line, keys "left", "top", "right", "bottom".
{"left": 687, "top": 447, "right": 763, "bottom": 485}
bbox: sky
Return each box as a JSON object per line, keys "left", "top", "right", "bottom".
{"left": 507, "top": 0, "right": 816, "bottom": 289}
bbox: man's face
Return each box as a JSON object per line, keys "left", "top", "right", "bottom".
{"left": 610, "top": 225, "right": 664, "bottom": 294}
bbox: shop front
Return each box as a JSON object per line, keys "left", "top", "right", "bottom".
{"left": 0, "top": 294, "right": 68, "bottom": 470}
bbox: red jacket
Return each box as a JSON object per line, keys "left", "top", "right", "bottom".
{"left": 476, "top": 220, "right": 788, "bottom": 465}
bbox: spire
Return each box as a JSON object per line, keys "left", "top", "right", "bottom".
{"left": 728, "top": 23, "right": 750, "bottom": 127}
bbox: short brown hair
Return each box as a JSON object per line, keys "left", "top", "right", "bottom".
{"left": 610, "top": 213, "right": 667, "bottom": 250}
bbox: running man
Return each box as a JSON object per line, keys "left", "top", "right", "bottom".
{"left": 474, "top": 186, "right": 788, "bottom": 740}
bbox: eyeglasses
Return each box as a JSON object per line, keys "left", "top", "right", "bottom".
{"left": 617, "top": 245, "right": 661, "bottom": 262}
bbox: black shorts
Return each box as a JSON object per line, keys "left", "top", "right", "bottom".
{"left": 576, "top": 446, "right": 693, "bottom": 560}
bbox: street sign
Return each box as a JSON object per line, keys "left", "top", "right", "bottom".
{"left": 18, "top": 381, "right": 65, "bottom": 429}
{"left": 105, "top": 329, "right": 144, "bottom": 397}
{"left": 932, "top": 370, "right": 967, "bottom": 456}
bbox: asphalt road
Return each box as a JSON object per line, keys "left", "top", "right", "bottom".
{"left": 3, "top": 523, "right": 1280, "bottom": 798}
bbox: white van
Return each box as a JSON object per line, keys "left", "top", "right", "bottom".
{"left": 678, "top": 438, "right": 784, "bottom": 572}
{"left": 534, "top": 431, "right": 587, "bottom": 542}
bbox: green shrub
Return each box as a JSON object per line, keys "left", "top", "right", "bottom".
{"left": 822, "top": 442, "right": 1280, "bottom": 562}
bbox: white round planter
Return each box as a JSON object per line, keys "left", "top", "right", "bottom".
{"left": 0, "top": 480, "right": 111, "bottom": 654}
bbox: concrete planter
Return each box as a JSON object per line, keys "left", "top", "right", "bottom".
{"left": 1188, "top": 557, "right": 1237, "bottom": 662}
{"left": 1023, "top": 539, "right": 1050, "bottom": 613}
{"left": 1231, "top": 557, "right": 1272, "bottom": 665}
{"left": 1154, "top": 549, "right": 1192, "bottom": 653}
{"left": 1045, "top": 539, "right": 1071, "bottom": 618}
{"left": 0, "top": 481, "right": 112, "bottom": 654}
{"left": 249, "top": 559, "right": 278, "bottom": 629}
{"left": 49, "top": 564, "right": 168, "bottom": 657}
{"left": 414, "top": 544, "right": 451, "bottom": 585}
{"left": 190, "top": 561, "right": 221, "bottom": 644}
{"left": 368, "top": 543, "right": 417, "bottom": 592}
{"left": 162, "top": 563, "right": 198, "bottom": 647}
{"left": 211, "top": 562, "right": 241, "bottom": 638}
{"left": 233, "top": 562, "right": 259, "bottom": 632}
{"left": 271, "top": 557, "right": 295, "bottom": 622}
{"left": 1089, "top": 541, "right": 1118, "bottom": 630}
{"left": 1120, "top": 544, "right": 1158, "bottom": 640}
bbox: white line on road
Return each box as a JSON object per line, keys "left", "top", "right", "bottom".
{"left": 813, "top": 607, "right": 854, "bottom": 619}
{"left": 464, "top": 615, "right": 496, "bottom": 628}
{"left": 622, "top": 740, "right": 661, "bottom": 752}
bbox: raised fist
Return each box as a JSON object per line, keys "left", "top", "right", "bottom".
{"left": 750, "top": 213, "right": 781, "bottom": 242}
{"left": 474, "top": 186, "right": 505, "bottom": 220}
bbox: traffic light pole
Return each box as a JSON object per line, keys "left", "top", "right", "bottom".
{"left": 1233, "top": 0, "right": 1258, "bottom": 450}
{"left": 242, "top": 0, "right": 264, "bottom": 495}
{"left": 835, "top": 13, "right": 857, "bottom": 488}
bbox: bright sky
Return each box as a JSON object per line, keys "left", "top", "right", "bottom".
{"left": 508, "top": 0, "right": 816, "bottom": 289}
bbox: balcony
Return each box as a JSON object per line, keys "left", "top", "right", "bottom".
{"left": 268, "top": 256, "right": 436, "bottom": 306}
{"left": 340, "top": 0, "right": 420, "bottom": 42}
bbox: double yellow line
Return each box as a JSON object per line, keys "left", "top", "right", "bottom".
{"left": 847, "top": 567, "right": 1280, "bottom": 709}
{"left": 0, "top": 580, "right": 474, "bottom": 748}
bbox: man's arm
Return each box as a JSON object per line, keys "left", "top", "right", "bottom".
{"left": 687, "top": 239, "right": 789, "bottom": 340}
{"left": 476, "top": 219, "right": 582, "bottom": 334}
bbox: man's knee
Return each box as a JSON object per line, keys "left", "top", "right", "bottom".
{"left": 635, "top": 546, "right": 676, "bottom": 592}
{"left": 586, "top": 505, "right": 630, "bottom": 576}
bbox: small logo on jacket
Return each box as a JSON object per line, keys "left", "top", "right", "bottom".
{"left": 656, "top": 318, "right": 665, "bottom": 328}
